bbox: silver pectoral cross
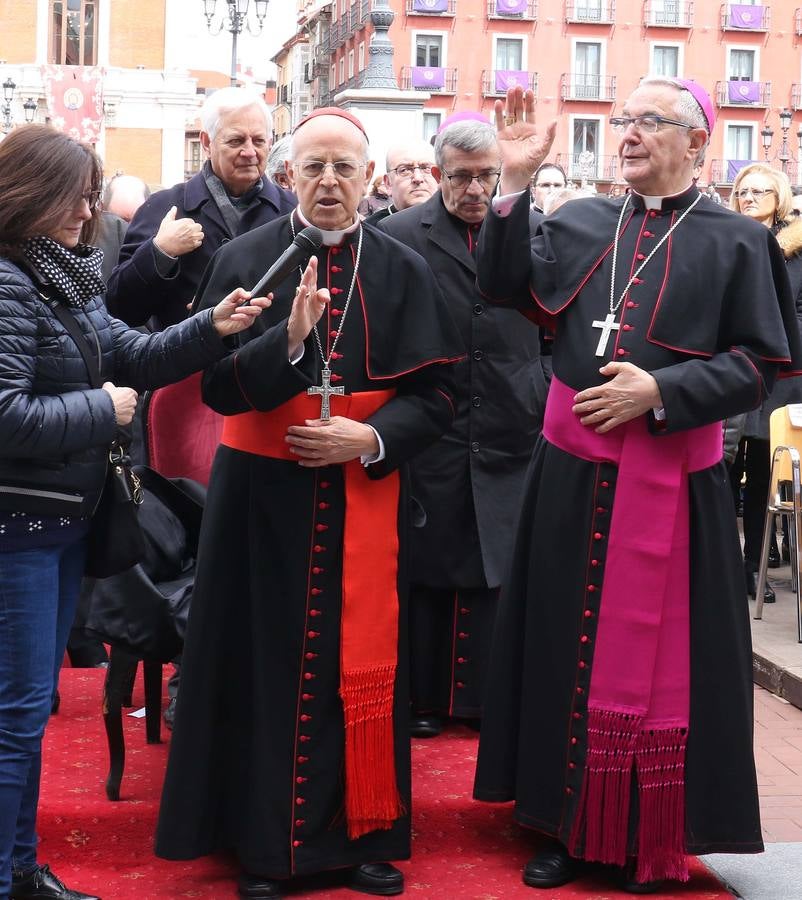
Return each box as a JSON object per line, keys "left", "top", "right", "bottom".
{"left": 307, "top": 366, "right": 345, "bottom": 421}
{"left": 592, "top": 313, "right": 621, "bottom": 358}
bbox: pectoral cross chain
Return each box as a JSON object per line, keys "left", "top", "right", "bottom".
{"left": 592, "top": 313, "right": 620, "bottom": 358}
{"left": 308, "top": 367, "right": 345, "bottom": 421}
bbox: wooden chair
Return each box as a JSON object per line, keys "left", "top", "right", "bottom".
{"left": 754, "top": 405, "right": 802, "bottom": 642}
{"left": 102, "top": 373, "right": 220, "bottom": 799}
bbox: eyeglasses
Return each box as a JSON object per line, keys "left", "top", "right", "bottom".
{"left": 296, "top": 159, "right": 365, "bottom": 180}
{"left": 534, "top": 181, "right": 565, "bottom": 189}
{"left": 389, "top": 163, "right": 434, "bottom": 179}
{"left": 609, "top": 115, "right": 694, "bottom": 134}
{"left": 79, "top": 189, "right": 102, "bottom": 210}
{"left": 733, "top": 187, "right": 774, "bottom": 200}
{"left": 442, "top": 170, "right": 501, "bottom": 190}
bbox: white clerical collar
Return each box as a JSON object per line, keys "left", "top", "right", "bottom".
{"left": 295, "top": 208, "right": 361, "bottom": 245}
{"left": 635, "top": 184, "right": 695, "bottom": 210}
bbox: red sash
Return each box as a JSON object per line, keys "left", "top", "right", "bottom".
{"left": 544, "top": 378, "right": 722, "bottom": 882}
{"left": 221, "top": 390, "right": 404, "bottom": 839}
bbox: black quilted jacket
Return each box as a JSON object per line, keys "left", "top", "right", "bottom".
{"left": 0, "top": 257, "right": 229, "bottom": 517}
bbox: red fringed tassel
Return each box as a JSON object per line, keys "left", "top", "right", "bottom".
{"left": 634, "top": 727, "right": 689, "bottom": 884}
{"left": 568, "top": 708, "right": 639, "bottom": 866}
{"left": 340, "top": 663, "right": 404, "bottom": 840}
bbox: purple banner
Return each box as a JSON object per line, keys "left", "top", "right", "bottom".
{"left": 727, "top": 159, "right": 751, "bottom": 181}
{"left": 496, "top": 0, "right": 527, "bottom": 13}
{"left": 411, "top": 66, "right": 445, "bottom": 89}
{"left": 495, "top": 69, "right": 529, "bottom": 93}
{"left": 727, "top": 80, "right": 760, "bottom": 103}
{"left": 412, "top": 0, "right": 448, "bottom": 11}
{"left": 728, "top": 4, "right": 764, "bottom": 28}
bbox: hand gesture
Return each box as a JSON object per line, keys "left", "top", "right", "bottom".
{"left": 572, "top": 362, "right": 663, "bottom": 434}
{"left": 286, "top": 416, "right": 380, "bottom": 467}
{"left": 210, "top": 288, "right": 272, "bottom": 337}
{"left": 287, "top": 257, "right": 331, "bottom": 357}
{"left": 153, "top": 206, "right": 204, "bottom": 258}
{"left": 102, "top": 381, "right": 138, "bottom": 426}
{"left": 493, "top": 86, "right": 557, "bottom": 195}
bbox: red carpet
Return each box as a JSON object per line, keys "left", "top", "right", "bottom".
{"left": 38, "top": 668, "right": 732, "bottom": 898}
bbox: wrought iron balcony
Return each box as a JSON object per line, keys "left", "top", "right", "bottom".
{"left": 351, "top": 0, "right": 370, "bottom": 29}
{"left": 400, "top": 65, "right": 458, "bottom": 94}
{"left": 716, "top": 79, "right": 770, "bottom": 108}
{"left": 561, "top": 73, "right": 616, "bottom": 102}
{"left": 565, "top": 0, "right": 615, "bottom": 24}
{"left": 720, "top": 2, "right": 769, "bottom": 31}
{"left": 556, "top": 152, "right": 618, "bottom": 182}
{"left": 486, "top": 0, "right": 538, "bottom": 19}
{"left": 406, "top": 0, "right": 457, "bottom": 15}
{"left": 642, "top": 0, "right": 693, "bottom": 27}
{"left": 481, "top": 69, "right": 538, "bottom": 97}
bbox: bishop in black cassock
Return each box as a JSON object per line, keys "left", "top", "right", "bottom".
{"left": 155, "top": 108, "right": 463, "bottom": 898}
{"left": 473, "top": 80, "right": 802, "bottom": 891}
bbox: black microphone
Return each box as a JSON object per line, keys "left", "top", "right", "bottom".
{"left": 250, "top": 225, "right": 324, "bottom": 297}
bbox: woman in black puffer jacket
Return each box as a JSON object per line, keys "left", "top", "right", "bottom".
{"left": 0, "top": 125, "right": 269, "bottom": 900}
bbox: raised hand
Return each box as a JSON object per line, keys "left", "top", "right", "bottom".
{"left": 287, "top": 256, "right": 331, "bottom": 357}
{"left": 153, "top": 206, "right": 204, "bottom": 258}
{"left": 493, "top": 86, "right": 557, "bottom": 195}
{"left": 210, "top": 288, "right": 271, "bottom": 337}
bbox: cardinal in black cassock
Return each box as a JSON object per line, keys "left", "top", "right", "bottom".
{"left": 155, "top": 108, "right": 464, "bottom": 897}
{"left": 472, "top": 80, "right": 802, "bottom": 890}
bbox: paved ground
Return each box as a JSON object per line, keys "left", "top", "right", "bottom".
{"left": 702, "top": 564, "right": 802, "bottom": 900}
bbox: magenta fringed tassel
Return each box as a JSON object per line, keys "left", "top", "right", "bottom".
{"left": 634, "top": 727, "right": 689, "bottom": 884}
{"left": 568, "top": 708, "right": 639, "bottom": 866}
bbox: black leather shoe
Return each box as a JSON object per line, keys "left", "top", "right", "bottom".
{"left": 347, "top": 863, "right": 404, "bottom": 896}
{"left": 237, "top": 872, "right": 282, "bottom": 898}
{"left": 410, "top": 715, "right": 441, "bottom": 738}
{"left": 522, "top": 843, "right": 580, "bottom": 888}
{"left": 11, "top": 865, "right": 100, "bottom": 900}
{"left": 745, "top": 569, "right": 776, "bottom": 603}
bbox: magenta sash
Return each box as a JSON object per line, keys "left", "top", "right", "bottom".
{"left": 543, "top": 377, "right": 722, "bottom": 883}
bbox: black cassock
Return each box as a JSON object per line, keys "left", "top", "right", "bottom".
{"left": 155, "top": 213, "right": 463, "bottom": 878}
{"left": 473, "top": 187, "right": 802, "bottom": 856}
{"left": 379, "top": 194, "right": 548, "bottom": 718}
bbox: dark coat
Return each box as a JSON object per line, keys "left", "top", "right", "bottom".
{"left": 378, "top": 194, "right": 548, "bottom": 588}
{"left": 743, "top": 216, "right": 802, "bottom": 437}
{"left": 106, "top": 170, "right": 296, "bottom": 328}
{"left": 95, "top": 212, "right": 127, "bottom": 284}
{"left": 155, "top": 215, "right": 464, "bottom": 877}
{"left": 473, "top": 188, "right": 801, "bottom": 855}
{"left": 0, "top": 258, "right": 229, "bottom": 517}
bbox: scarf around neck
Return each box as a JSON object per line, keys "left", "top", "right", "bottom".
{"left": 22, "top": 236, "right": 105, "bottom": 308}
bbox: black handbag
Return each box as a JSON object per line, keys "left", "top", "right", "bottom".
{"left": 45, "top": 297, "right": 147, "bottom": 578}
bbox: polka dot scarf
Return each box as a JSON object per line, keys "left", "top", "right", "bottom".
{"left": 22, "top": 236, "right": 105, "bottom": 308}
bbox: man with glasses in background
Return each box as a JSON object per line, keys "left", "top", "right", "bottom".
{"left": 473, "top": 77, "right": 802, "bottom": 892}
{"left": 530, "top": 161, "right": 567, "bottom": 212}
{"left": 155, "top": 107, "right": 464, "bottom": 900}
{"left": 379, "top": 117, "right": 548, "bottom": 740}
{"left": 364, "top": 139, "right": 438, "bottom": 225}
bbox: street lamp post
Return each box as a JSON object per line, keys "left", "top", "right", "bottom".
{"left": 202, "top": 0, "right": 269, "bottom": 88}
{"left": 1, "top": 78, "right": 15, "bottom": 133}
{"left": 779, "top": 108, "right": 793, "bottom": 175}
{"left": 761, "top": 124, "right": 774, "bottom": 162}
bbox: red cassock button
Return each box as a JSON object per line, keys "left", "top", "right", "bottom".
{"left": 573, "top": 712, "right": 582, "bottom": 720}
{"left": 587, "top": 585, "right": 596, "bottom": 593}
{"left": 331, "top": 265, "right": 343, "bottom": 273}
{"left": 331, "top": 308, "right": 342, "bottom": 317}
{"left": 300, "top": 715, "right": 311, "bottom": 723}
{"left": 304, "top": 652, "right": 317, "bottom": 660}
{"left": 617, "top": 348, "right": 627, "bottom": 357}
{"left": 311, "top": 588, "right": 322, "bottom": 596}
{"left": 568, "top": 762, "right": 576, "bottom": 769}
{"left": 331, "top": 373, "right": 343, "bottom": 382}
{"left": 329, "top": 330, "right": 339, "bottom": 338}
{"left": 576, "top": 686, "right": 585, "bottom": 694}
{"left": 319, "top": 502, "right": 330, "bottom": 510}
{"left": 313, "top": 545, "right": 324, "bottom": 553}
{"left": 601, "top": 481, "right": 610, "bottom": 488}
{"left": 315, "top": 524, "right": 328, "bottom": 533}
{"left": 594, "top": 532, "right": 603, "bottom": 540}
{"left": 331, "top": 286, "right": 343, "bottom": 295}
{"left": 331, "top": 246, "right": 340, "bottom": 254}
{"left": 296, "top": 776, "right": 307, "bottom": 784}
{"left": 456, "top": 681, "right": 465, "bottom": 688}
{"left": 296, "top": 797, "right": 306, "bottom": 805}
{"left": 460, "top": 607, "right": 470, "bottom": 614}
{"left": 591, "top": 559, "right": 599, "bottom": 567}
{"left": 578, "top": 661, "right": 586, "bottom": 669}
{"left": 457, "top": 657, "right": 466, "bottom": 664}
{"left": 293, "top": 840, "right": 303, "bottom": 847}
{"left": 458, "top": 632, "right": 469, "bottom": 639}
{"left": 566, "top": 787, "right": 574, "bottom": 794}
{"left": 307, "top": 631, "right": 319, "bottom": 639}
{"left": 300, "top": 735, "right": 311, "bottom": 742}
{"left": 304, "top": 672, "right": 315, "bottom": 680}
{"left": 331, "top": 352, "right": 343, "bottom": 360}
{"left": 649, "top": 211, "right": 657, "bottom": 218}
{"left": 626, "top": 301, "right": 636, "bottom": 308}
{"left": 636, "top": 253, "right": 645, "bottom": 261}
{"left": 297, "top": 755, "right": 309, "bottom": 762}
{"left": 643, "top": 231, "right": 653, "bottom": 238}
{"left": 295, "top": 819, "right": 305, "bottom": 826}
{"left": 312, "top": 567, "right": 323, "bottom": 575}
{"left": 309, "top": 608, "right": 321, "bottom": 616}
{"left": 585, "top": 609, "right": 593, "bottom": 618}
{"left": 320, "top": 482, "right": 331, "bottom": 489}
{"left": 302, "top": 693, "right": 314, "bottom": 700}
{"left": 623, "top": 324, "right": 633, "bottom": 331}
{"left": 571, "top": 737, "right": 578, "bottom": 745}
{"left": 580, "top": 635, "right": 589, "bottom": 644}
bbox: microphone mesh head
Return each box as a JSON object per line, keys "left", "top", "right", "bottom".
{"left": 295, "top": 226, "right": 324, "bottom": 251}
